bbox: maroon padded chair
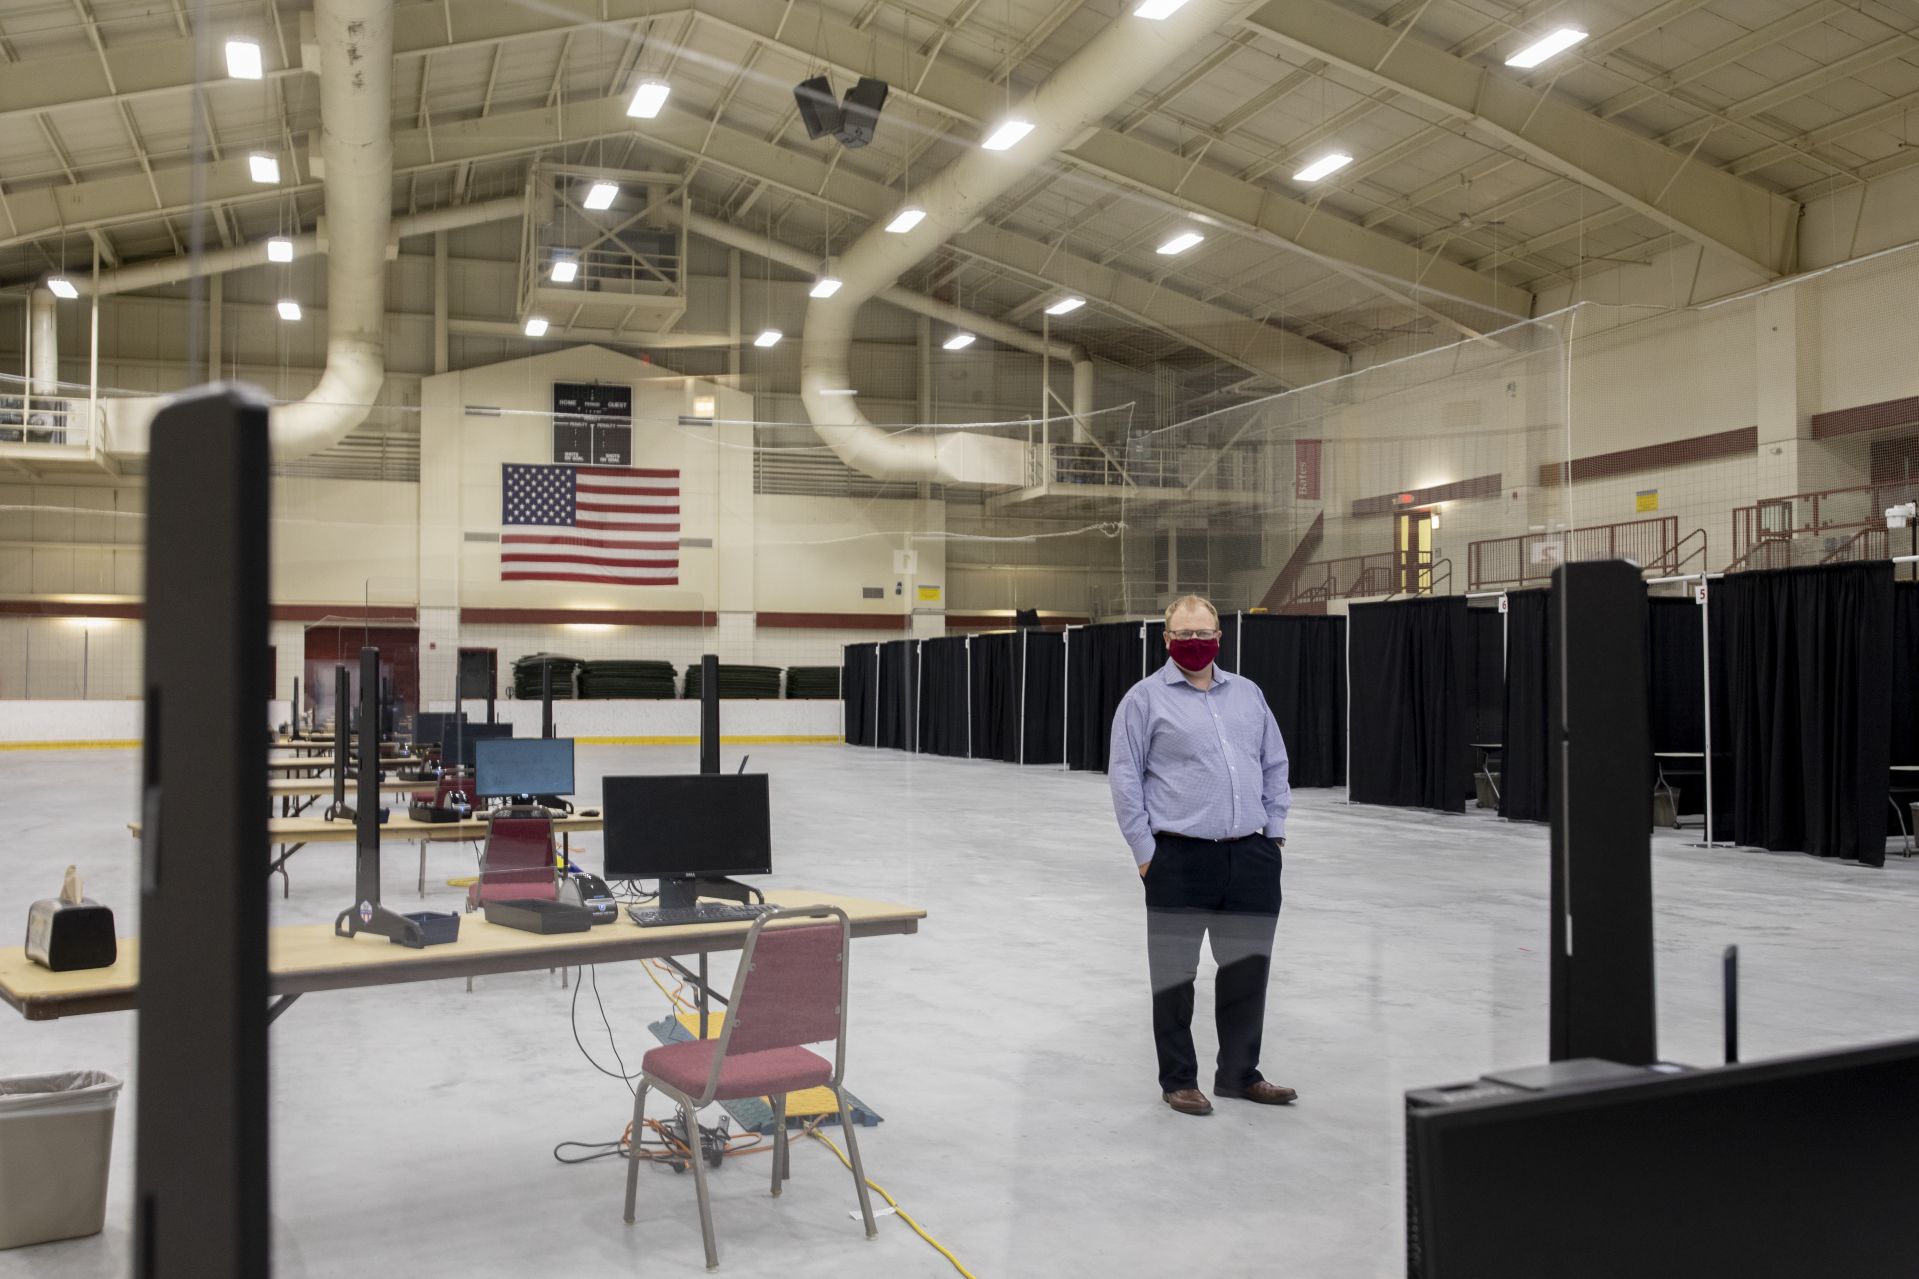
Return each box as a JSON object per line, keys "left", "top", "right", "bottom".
{"left": 622, "top": 904, "right": 876, "bottom": 1269}
{"left": 465, "top": 814, "right": 557, "bottom": 909}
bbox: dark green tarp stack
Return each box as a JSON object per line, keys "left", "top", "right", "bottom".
{"left": 512, "top": 653, "right": 582, "bottom": 699}
{"left": 683, "top": 663, "right": 783, "bottom": 700}
{"left": 578, "top": 660, "right": 679, "bottom": 699}
{"left": 785, "top": 666, "right": 841, "bottom": 699}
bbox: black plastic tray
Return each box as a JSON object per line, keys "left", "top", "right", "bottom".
{"left": 484, "top": 898, "right": 592, "bottom": 935}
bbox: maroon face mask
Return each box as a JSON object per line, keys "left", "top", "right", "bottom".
{"left": 1167, "top": 635, "right": 1220, "bottom": 672}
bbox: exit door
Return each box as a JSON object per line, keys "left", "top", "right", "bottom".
{"left": 1394, "top": 510, "right": 1433, "bottom": 594}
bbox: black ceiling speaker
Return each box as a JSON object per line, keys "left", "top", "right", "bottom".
{"left": 837, "top": 77, "right": 890, "bottom": 148}
{"left": 795, "top": 75, "right": 843, "bottom": 140}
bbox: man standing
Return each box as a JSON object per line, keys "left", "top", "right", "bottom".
{"left": 1110, "top": 595, "right": 1294, "bottom": 1116}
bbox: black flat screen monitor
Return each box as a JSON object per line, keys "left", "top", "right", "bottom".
{"left": 451, "top": 722, "right": 513, "bottom": 770}
{"left": 602, "top": 774, "right": 772, "bottom": 881}
{"left": 413, "top": 711, "right": 465, "bottom": 750}
{"left": 1405, "top": 1036, "right": 1919, "bottom": 1278}
{"left": 475, "top": 737, "right": 574, "bottom": 800}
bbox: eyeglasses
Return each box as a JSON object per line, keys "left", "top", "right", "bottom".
{"left": 1167, "top": 629, "right": 1220, "bottom": 641}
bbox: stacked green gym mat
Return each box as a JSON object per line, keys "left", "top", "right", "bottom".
{"left": 784, "top": 666, "right": 841, "bottom": 699}
{"left": 512, "top": 653, "right": 582, "bottom": 699}
{"left": 577, "top": 659, "right": 680, "bottom": 699}
{"left": 682, "top": 663, "right": 783, "bottom": 699}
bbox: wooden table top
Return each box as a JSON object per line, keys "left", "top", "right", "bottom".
{"left": 267, "top": 756, "right": 422, "bottom": 772}
{"left": 268, "top": 777, "right": 420, "bottom": 799}
{"left": 129, "top": 812, "right": 605, "bottom": 845}
{"left": 0, "top": 890, "right": 925, "bottom": 1021}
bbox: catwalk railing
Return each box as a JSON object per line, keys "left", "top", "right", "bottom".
{"left": 1467, "top": 516, "right": 1698, "bottom": 591}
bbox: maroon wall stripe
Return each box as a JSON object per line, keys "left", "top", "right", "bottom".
{"left": 1351, "top": 474, "right": 1502, "bottom": 517}
{"left": 460, "top": 607, "right": 716, "bottom": 626}
{"left": 1537, "top": 425, "right": 1756, "bottom": 487}
{"left": 1811, "top": 395, "right": 1919, "bottom": 440}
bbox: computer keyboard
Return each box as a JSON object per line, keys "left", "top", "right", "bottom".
{"left": 627, "top": 903, "right": 777, "bottom": 928}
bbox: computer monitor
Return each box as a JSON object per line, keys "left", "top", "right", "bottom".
{"left": 451, "top": 722, "right": 513, "bottom": 771}
{"left": 474, "top": 737, "right": 574, "bottom": 802}
{"left": 1405, "top": 1036, "right": 1919, "bottom": 1278}
{"left": 602, "top": 774, "right": 772, "bottom": 907}
{"left": 413, "top": 711, "right": 465, "bottom": 751}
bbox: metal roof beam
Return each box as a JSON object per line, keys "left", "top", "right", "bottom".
{"left": 1241, "top": 0, "right": 1797, "bottom": 277}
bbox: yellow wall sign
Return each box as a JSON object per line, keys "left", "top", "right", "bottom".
{"left": 1635, "top": 489, "right": 1659, "bottom": 513}
{"left": 917, "top": 585, "right": 942, "bottom": 602}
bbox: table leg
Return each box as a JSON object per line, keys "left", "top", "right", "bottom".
{"left": 698, "top": 952, "right": 709, "bottom": 1041}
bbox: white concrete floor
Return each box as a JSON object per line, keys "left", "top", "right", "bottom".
{"left": 5, "top": 743, "right": 1919, "bottom": 1278}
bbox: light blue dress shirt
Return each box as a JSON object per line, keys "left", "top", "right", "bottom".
{"left": 1108, "top": 658, "right": 1292, "bottom": 865}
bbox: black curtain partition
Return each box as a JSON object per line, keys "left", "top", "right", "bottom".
{"left": 1067, "top": 622, "right": 1147, "bottom": 772}
{"left": 1348, "top": 597, "right": 1471, "bottom": 811}
{"left": 1646, "top": 595, "right": 1716, "bottom": 821}
{"left": 1236, "top": 613, "right": 1348, "bottom": 787}
{"left": 842, "top": 643, "right": 880, "bottom": 746}
{"left": 1021, "top": 630, "right": 1067, "bottom": 765}
{"left": 917, "top": 637, "right": 970, "bottom": 758}
{"left": 1892, "top": 583, "right": 1919, "bottom": 765}
{"left": 1719, "top": 562, "right": 1893, "bottom": 866}
{"left": 968, "top": 632, "right": 1022, "bottom": 764}
{"left": 1498, "top": 590, "right": 1551, "bottom": 822}
{"left": 876, "top": 639, "right": 917, "bottom": 751}
{"left": 1467, "top": 606, "right": 1505, "bottom": 747}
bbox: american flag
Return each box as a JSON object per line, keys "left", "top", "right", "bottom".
{"left": 500, "top": 463, "right": 680, "bottom": 586}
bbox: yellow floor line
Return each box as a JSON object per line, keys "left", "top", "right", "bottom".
{"left": 0, "top": 739, "right": 142, "bottom": 751}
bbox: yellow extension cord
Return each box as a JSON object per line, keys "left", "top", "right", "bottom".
{"left": 807, "top": 1128, "right": 979, "bottom": 1279}
{"left": 631, "top": 959, "right": 978, "bottom": 1276}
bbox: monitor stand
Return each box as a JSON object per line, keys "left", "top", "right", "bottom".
{"left": 658, "top": 876, "right": 701, "bottom": 911}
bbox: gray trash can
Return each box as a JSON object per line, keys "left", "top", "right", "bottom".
{"left": 0, "top": 1070, "right": 122, "bottom": 1250}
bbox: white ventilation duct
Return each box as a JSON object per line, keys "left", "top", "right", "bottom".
{"left": 670, "top": 206, "right": 1093, "bottom": 413}
{"left": 801, "top": 0, "right": 1254, "bottom": 484}
{"left": 28, "top": 287, "right": 58, "bottom": 400}
{"left": 77, "top": 198, "right": 522, "bottom": 298}
{"left": 269, "top": 0, "right": 395, "bottom": 462}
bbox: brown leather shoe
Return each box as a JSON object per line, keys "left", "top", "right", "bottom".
{"left": 1162, "top": 1088, "right": 1213, "bottom": 1116}
{"left": 1216, "top": 1081, "right": 1297, "bottom": 1105}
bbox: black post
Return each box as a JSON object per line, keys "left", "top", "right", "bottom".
{"left": 1723, "top": 945, "right": 1740, "bottom": 1066}
{"left": 1548, "top": 561, "right": 1657, "bottom": 1065}
{"left": 291, "top": 675, "right": 300, "bottom": 734}
{"left": 541, "top": 661, "right": 554, "bottom": 739}
{"left": 356, "top": 647, "right": 381, "bottom": 905}
{"left": 700, "top": 653, "right": 720, "bottom": 774}
{"left": 327, "top": 665, "right": 352, "bottom": 821}
{"left": 486, "top": 660, "right": 497, "bottom": 725}
{"left": 135, "top": 386, "right": 272, "bottom": 1279}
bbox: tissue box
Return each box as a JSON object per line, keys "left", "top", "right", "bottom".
{"left": 24, "top": 898, "right": 117, "bottom": 972}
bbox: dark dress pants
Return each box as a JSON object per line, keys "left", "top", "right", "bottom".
{"left": 1143, "top": 832, "right": 1284, "bottom": 1093}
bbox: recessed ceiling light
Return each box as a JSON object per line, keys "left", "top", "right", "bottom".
{"left": 267, "top": 237, "right": 294, "bottom": 263}
{"left": 1156, "top": 231, "right": 1204, "bottom": 255}
{"left": 225, "top": 38, "right": 263, "bottom": 80}
{"left": 550, "top": 256, "right": 579, "bottom": 284}
{"left": 1045, "top": 296, "right": 1085, "bottom": 316}
{"left": 943, "top": 332, "right": 976, "bottom": 351}
{"left": 277, "top": 300, "right": 302, "bottom": 321}
{"left": 626, "top": 80, "right": 671, "bottom": 119}
{"left": 248, "top": 153, "right": 280, "bottom": 184}
{"left": 1292, "top": 152, "right": 1354, "bottom": 183}
{"left": 810, "top": 277, "right": 843, "bottom": 298}
{"left": 1133, "top": 0, "right": 1190, "bottom": 18}
{"left": 982, "top": 120, "right": 1035, "bottom": 151}
{"left": 524, "top": 317, "right": 549, "bottom": 337}
{"left": 886, "top": 208, "right": 927, "bottom": 233}
{"left": 46, "top": 278, "right": 79, "bottom": 300}
{"left": 819, "top": 387, "right": 859, "bottom": 396}
{"left": 583, "top": 181, "right": 619, "bottom": 211}
{"left": 754, "top": 329, "right": 783, "bottom": 348}
{"left": 1505, "top": 27, "right": 1588, "bottom": 68}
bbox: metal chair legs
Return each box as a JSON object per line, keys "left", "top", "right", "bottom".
{"left": 834, "top": 1087, "right": 878, "bottom": 1239}
{"left": 681, "top": 1095, "right": 720, "bottom": 1270}
{"left": 622, "top": 1078, "right": 650, "bottom": 1224}
{"left": 770, "top": 1094, "right": 787, "bottom": 1197}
